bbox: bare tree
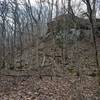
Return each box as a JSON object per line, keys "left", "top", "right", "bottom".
{"left": 0, "top": 0, "right": 9, "bottom": 69}
{"left": 82, "top": 0, "right": 99, "bottom": 70}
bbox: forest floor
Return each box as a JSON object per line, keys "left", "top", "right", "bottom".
{"left": 0, "top": 74, "right": 100, "bottom": 100}
{"left": 0, "top": 38, "right": 100, "bottom": 100}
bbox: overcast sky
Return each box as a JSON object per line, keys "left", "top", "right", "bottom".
{"left": 28, "top": 0, "right": 86, "bottom": 16}
{"left": 25, "top": 0, "right": 100, "bottom": 18}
